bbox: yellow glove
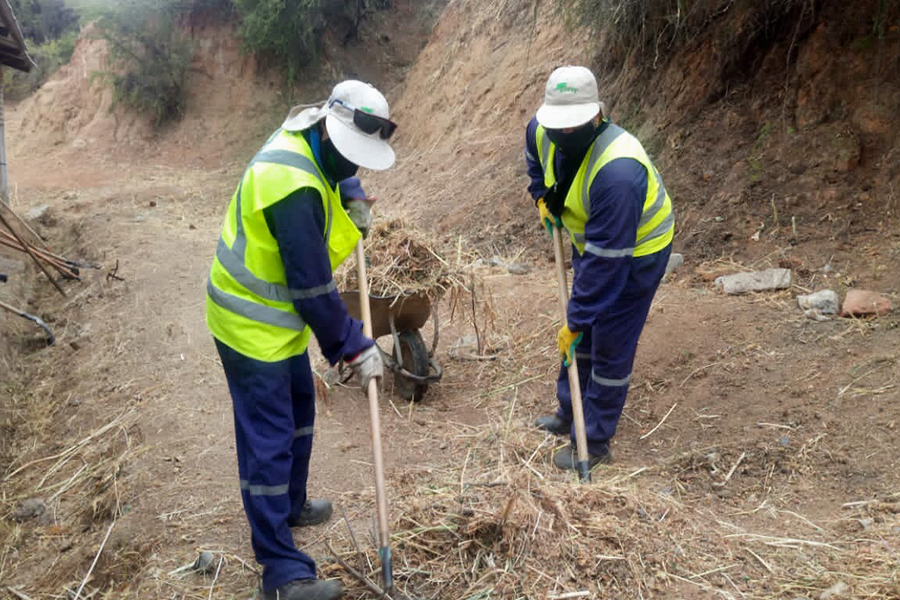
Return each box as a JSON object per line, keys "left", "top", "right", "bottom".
{"left": 557, "top": 325, "right": 583, "bottom": 367}
{"left": 537, "top": 198, "right": 562, "bottom": 235}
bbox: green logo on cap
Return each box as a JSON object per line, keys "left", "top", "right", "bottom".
{"left": 360, "top": 106, "right": 374, "bottom": 114}
{"left": 555, "top": 82, "right": 578, "bottom": 94}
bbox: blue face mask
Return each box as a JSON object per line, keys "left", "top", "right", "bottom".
{"left": 546, "top": 122, "right": 598, "bottom": 155}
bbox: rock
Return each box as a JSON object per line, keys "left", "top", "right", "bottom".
{"left": 25, "top": 204, "right": 54, "bottom": 226}
{"left": 665, "top": 253, "right": 684, "bottom": 275}
{"left": 487, "top": 257, "right": 504, "bottom": 267}
{"left": 803, "top": 309, "right": 832, "bottom": 322}
{"left": 193, "top": 550, "right": 217, "bottom": 574}
{"left": 797, "top": 290, "right": 839, "bottom": 314}
{"left": 506, "top": 262, "right": 531, "bottom": 275}
{"left": 714, "top": 269, "right": 791, "bottom": 295}
{"left": 819, "top": 581, "right": 850, "bottom": 599}
{"left": 449, "top": 334, "right": 481, "bottom": 361}
{"left": 841, "top": 290, "right": 892, "bottom": 317}
{"left": 11, "top": 498, "right": 46, "bottom": 522}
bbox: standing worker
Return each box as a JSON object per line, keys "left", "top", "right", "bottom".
{"left": 206, "top": 80, "right": 397, "bottom": 600}
{"left": 524, "top": 66, "right": 674, "bottom": 470}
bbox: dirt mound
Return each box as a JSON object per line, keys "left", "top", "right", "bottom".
{"left": 366, "top": 0, "right": 592, "bottom": 249}
{"left": 371, "top": 0, "right": 900, "bottom": 273}
{"left": 11, "top": 20, "right": 285, "bottom": 168}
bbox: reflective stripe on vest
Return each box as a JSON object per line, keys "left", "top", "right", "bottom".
{"left": 535, "top": 123, "right": 674, "bottom": 257}
{"left": 214, "top": 148, "right": 336, "bottom": 307}
{"left": 206, "top": 128, "right": 359, "bottom": 362}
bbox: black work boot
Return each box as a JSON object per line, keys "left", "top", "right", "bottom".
{"left": 552, "top": 443, "right": 611, "bottom": 471}
{"left": 288, "top": 499, "right": 333, "bottom": 528}
{"left": 262, "top": 578, "right": 343, "bottom": 600}
{"left": 534, "top": 415, "right": 571, "bottom": 436}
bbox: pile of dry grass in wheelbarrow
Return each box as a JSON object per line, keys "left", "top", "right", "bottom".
{"left": 335, "top": 218, "right": 472, "bottom": 299}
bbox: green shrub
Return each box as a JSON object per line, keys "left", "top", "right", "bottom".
{"left": 232, "top": 0, "right": 393, "bottom": 83}
{"left": 96, "top": 0, "right": 194, "bottom": 127}
{"left": 3, "top": 29, "right": 78, "bottom": 100}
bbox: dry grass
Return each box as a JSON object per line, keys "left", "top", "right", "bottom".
{"left": 323, "top": 417, "right": 900, "bottom": 599}
{"left": 335, "top": 218, "right": 475, "bottom": 300}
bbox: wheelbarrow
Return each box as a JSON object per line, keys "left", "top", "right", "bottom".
{"left": 341, "top": 290, "right": 442, "bottom": 401}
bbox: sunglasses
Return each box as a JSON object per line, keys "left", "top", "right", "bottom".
{"left": 330, "top": 98, "right": 397, "bottom": 140}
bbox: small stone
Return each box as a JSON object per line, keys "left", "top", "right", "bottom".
{"left": 25, "top": 204, "right": 53, "bottom": 226}
{"left": 857, "top": 518, "right": 873, "bottom": 531}
{"left": 193, "top": 550, "right": 216, "bottom": 574}
{"left": 665, "top": 253, "right": 684, "bottom": 275}
{"left": 714, "top": 269, "right": 791, "bottom": 294}
{"left": 487, "top": 257, "right": 504, "bottom": 267}
{"left": 841, "top": 290, "right": 892, "bottom": 317}
{"left": 797, "top": 290, "right": 839, "bottom": 315}
{"left": 25, "top": 204, "right": 50, "bottom": 221}
{"left": 506, "top": 263, "right": 530, "bottom": 275}
{"left": 819, "top": 581, "right": 850, "bottom": 599}
{"left": 149, "top": 200, "right": 157, "bottom": 208}
{"left": 780, "top": 436, "right": 790, "bottom": 446}
{"left": 11, "top": 498, "right": 46, "bottom": 522}
{"left": 449, "top": 334, "right": 481, "bottom": 361}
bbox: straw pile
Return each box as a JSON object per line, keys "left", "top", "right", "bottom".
{"left": 336, "top": 219, "right": 470, "bottom": 299}
{"left": 326, "top": 421, "right": 900, "bottom": 599}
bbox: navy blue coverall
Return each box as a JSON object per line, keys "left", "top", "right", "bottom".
{"left": 525, "top": 117, "right": 671, "bottom": 455}
{"left": 215, "top": 133, "right": 371, "bottom": 591}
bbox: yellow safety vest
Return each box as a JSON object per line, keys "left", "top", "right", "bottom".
{"left": 535, "top": 123, "right": 674, "bottom": 258}
{"left": 205, "top": 129, "right": 361, "bottom": 362}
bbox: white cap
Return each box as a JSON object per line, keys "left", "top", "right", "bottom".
{"left": 282, "top": 80, "right": 396, "bottom": 171}
{"left": 535, "top": 66, "right": 601, "bottom": 130}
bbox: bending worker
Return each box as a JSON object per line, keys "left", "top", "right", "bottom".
{"left": 525, "top": 66, "right": 674, "bottom": 470}
{"left": 206, "top": 80, "right": 397, "bottom": 600}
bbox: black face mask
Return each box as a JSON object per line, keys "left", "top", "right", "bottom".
{"left": 322, "top": 138, "right": 359, "bottom": 181}
{"left": 546, "top": 122, "right": 598, "bottom": 155}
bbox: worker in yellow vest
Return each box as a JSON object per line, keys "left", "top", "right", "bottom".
{"left": 525, "top": 66, "right": 674, "bottom": 470}
{"left": 206, "top": 80, "right": 397, "bottom": 600}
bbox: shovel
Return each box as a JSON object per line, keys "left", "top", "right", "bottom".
{"left": 0, "top": 298, "right": 55, "bottom": 345}
{"left": 354, "top": 240, "right": 394, "bottom": 592}
{"left": 551, "top": 226, "right": 592, "bottom": 482}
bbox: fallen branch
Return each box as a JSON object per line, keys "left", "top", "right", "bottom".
{"left": 640, "top": 403, "right": 677, "bottom": 440}
{"left": 72, "top": 520, "right": 116, "bottom": 600}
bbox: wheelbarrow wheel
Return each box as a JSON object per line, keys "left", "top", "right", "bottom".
{"left": 394, "top": 330, "right": 429, "bottom": 402}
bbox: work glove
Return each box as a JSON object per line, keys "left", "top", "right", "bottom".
{"left": 347, "top": 345, "right": 383, "bottom": 391}
{"left": 346, "top": 198, "right": 375, "bottom": 239}
{"left": 537, "top": 197, "right": 562, "bottom": 235}
{"left": 557, "top": 325, "right": 583, "bottom": 367}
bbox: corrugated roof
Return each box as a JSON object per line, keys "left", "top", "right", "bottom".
{"left": 0, "top": 0, "right": 34, "bottom": 72}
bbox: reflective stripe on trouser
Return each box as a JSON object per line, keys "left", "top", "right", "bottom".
{"left": 214, "top": 339, "right": 318, "bottom": 591}
{"left": 556, "top": 246, "right": 671, "bottom": 454}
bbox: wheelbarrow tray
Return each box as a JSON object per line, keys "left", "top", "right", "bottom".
{"left": 340, "top": 291, "right": 432, "bottom": 339}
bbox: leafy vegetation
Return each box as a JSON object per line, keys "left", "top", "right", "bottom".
{"left": 3, "top": 29, "right": 77, "bottom": 99}
{"left": 232, "top": 0, "right": 393, "bottom": 83}
{"left": 6, "top": 0, "right": 395, "bottom": 120}
{"left": 95, "top": 0, "right": 194, "bottom": 126}
{"left": 4, "top": 0, "right": 80, "bottom": 100}
{"left": 9, "top": 0, "right": 78, "bottom": 42}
